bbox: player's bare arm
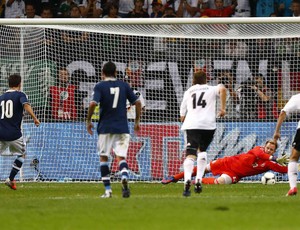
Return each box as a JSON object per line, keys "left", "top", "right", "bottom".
{"left": 218, "top": 85, "right": 226, "bottom": 117}
{"left": 86, "top": 102, "right": 97, "bottom": 135}
{"left": 134, "top": 100, "right": 142, "bottom": 133}
{"left": 23, "top": 103, "right": 40, "bottom": 127}
{"left": 273, "top": 110, "right": 287, "bottom": 141}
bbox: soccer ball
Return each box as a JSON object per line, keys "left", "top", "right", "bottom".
{"left": 261, "top": 172, "right": 276, "bottom": 185}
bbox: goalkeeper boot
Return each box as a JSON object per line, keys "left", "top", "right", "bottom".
{"left": 183, "top": 180, "right": 191, "bottom": 197}
{"left": 5, "top": 178, "right": 16, "bottom": 190}
{"left": 121, "top": 178, "right": 130, "bottom": 198}
{"left": 100, "top": 190, "right": 112, "bottom": 198}
{"left": 161, "top": 176, "right": 178, "bottom": 184}
{"left": 286, "top": 187, "right": 298, "bottom": 196}
{"left": 194, "top": 180, "right": 202, "bottom": 193}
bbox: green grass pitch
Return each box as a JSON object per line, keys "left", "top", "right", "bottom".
{"left": 0, "top": 182, "right": 299, "bottom": 230}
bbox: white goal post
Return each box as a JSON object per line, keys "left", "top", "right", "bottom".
{"left": 0, "top": 17, "right": 299, "bottom": 182}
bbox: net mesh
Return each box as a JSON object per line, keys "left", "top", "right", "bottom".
{"left": 0, "top": 18, "right": 299, "bottom": 182}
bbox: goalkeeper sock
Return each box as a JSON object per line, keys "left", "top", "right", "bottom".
{"left": 195, "top": 152, "right": 207, "bottom": 182}
{"left": 119, "top": 160, "right": 129, "bottom": 180}
{"left": 288, "top": 161, "right": 298, "bottom": 189}
{"left": 100, "top": 162, "right": 111, "bottom": 191}
{"left": 202, "top": 177, "right": 217, "bottom": 184}
{"left": 9, "top": 156, "right": 24, "bottom": 181}
{"left": 174, "top": 171, "right": 184, "bottom": 181}
{"left": 183, "top": 158, "right": 194, "bottom": 183}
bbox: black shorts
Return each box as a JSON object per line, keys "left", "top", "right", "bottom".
{"left": 185, "top": 129, "right": 215, "bottom": 156}
{"left": 292, "top": 129, "right": 300, "bottom": 151}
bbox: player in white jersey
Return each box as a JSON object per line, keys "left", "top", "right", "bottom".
{"left": 180, "top": 70, "right": 226, "bottom": 197}
{"left": 273, "top": 93, "right": 300, "bottom": 196}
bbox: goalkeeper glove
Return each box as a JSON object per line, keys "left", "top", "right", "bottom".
{"left": 276, "top": 154, "right": 289, "bottom": 166}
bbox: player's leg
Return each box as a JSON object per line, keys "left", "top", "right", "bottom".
{"left": 194, "top": 129, "right": 215, "bottom": 193}
{"left": 182, "top": 130, "right": 198, "bottom": 197}
{"left": 98, "top": 134, "right": 112, "bottom": 198}
{"left": 5, "top": 138, "right": 26, "bottom": 190}
{"left": 114, "top": 134, "right": 131, "bottom": 198}
{"left": 161, "top": 164, "right": 208, "bottom": 184}
{"left": 287, "top": 131, "right": 300, "bottom": 196}
{"left": 202, "top": 174, "right": 235, "bottom": 185}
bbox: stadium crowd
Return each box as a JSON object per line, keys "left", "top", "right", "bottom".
{"left": 1, "top": 0, "right": 300, "bottom": 19}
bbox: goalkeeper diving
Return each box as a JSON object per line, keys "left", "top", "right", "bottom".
{"left": 162, "top": 139, "right": 289, "bottom": 185}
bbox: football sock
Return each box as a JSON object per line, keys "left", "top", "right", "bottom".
{"left": 183, "top": 158, "right": 194, "bottom": 183}
{"left": 100, "top": 162, "right": 111, "bottom": 191}
{"left": 196, "top": 152, "right": 207, "bottom": 182}
{"left": 192, "top": 166, "right": 197, "bottom": 177}
{"left": 9, "top": 156, "right": 24, "bottom": 181}
{"left": 119, "top": 160, "right": 129, "bottom": 180}
{"left": 174, "top": 171, "right": 184, "bottom": 181}
{"left": 288, "top": 161, "right": 298, "bottom": 189}
{"left": 202, "top": 177, "right": 217, "bottom": 184}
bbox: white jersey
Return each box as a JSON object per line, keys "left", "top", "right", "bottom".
{"left": 180, "top": 84, "right": 220, "bottom": 130}
{"left": 282, "top": 93, "right": 300, "bottom": 129}
{"left": 127, "top": 89, "right": 145, "bottom": 119}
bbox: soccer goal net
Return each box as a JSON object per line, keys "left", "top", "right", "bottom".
{"left": 0, "top": 18, "right": 299, "bottom": 183}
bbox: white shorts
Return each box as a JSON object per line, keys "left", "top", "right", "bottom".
{"left": 0, "top": 137, "right": 26, "bottom": 156}
{"left": 98, "top": 134, "right": 130, "bottom": 158}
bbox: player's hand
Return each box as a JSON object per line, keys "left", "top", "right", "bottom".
{"left": 134, "top": 122, "right": 140, "bottom": 133}
{"left": 276, "top": 154, "right": 289, "bottom": 166}
{"left": 34, "top": 118, "right": 40, "bottom": 127}
{"left": 86, "top": 121, "right": 94, "bottom": 135}
{"left": 273, "top": 132, "right": 281, "bottom": 141}
{"left": 217, "top": 109, "right": 226, "bottom": 118}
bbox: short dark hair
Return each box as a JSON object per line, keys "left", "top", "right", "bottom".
{"left": 193, "top": 71, "right": 207, "bottom": 85}
{"left": 102, "top": 61, "right": 117, "bottom": 77}
{"left": 8, "top": 74, "right": 21, "bottom": 88}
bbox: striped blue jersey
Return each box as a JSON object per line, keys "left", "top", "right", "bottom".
{"left": 92, "top": 78, "right": 138, "bottom": 134}
{"left": 0, "top": 90, "right": 29, "bottom": 141}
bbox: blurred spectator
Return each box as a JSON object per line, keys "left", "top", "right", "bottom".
{"left": 201, "top": 0, "right": 236, "bottom": 17}
{"left": 232, "top": 0, "right": 251, "bottom": 17}
{"left": 237, "top": 76, "right": 272, "bottom": 120}
{"left": 162, "top": 5, "right": 176, "bottom": 16}
{"left": 49, "top": 67, "right": 78, "bottom": 121}
{"left": 252, "top": 0, "right": 279, "bottom": 17}
{"left": 102, "top": 2, "right": 120, "bottom": 18}
{"left": 71, "top": 69, "right": 90, "bottom": 120}
{"left": 38, "top": 1, "right": 60, "bottom": 17}
{"left": 291, "top": 0, "right": 300, "bottom": 16}
{"left": 269, "top": 12, "right": 278, "bottom": 16}
{"left": 118, "top": 0, "right": 135, "bottom": 17}
{"left": 21, "top": 2, "right": 41, "bottom": 18}
{"left": 40, "top": 4, "right": 54, "bottom": 18}
{"left": 288, "top": 37, "right": 300, "bottom": 71}
{"left": 79, "top": 0, "right": 102, "bottom": 18}
{"left": 277, "top": 0, "right": 292, "bottom": 16}
{"left": 254, "top": 74, "right": 278, "bottom": 120}
{"left": 224, "top": 39, "right": 248, "bottom": 59}
{"left": 150, "top": 0, "right": 164, "bottom": 17}
{"left": 70, "top": 4, "right": 82, "bottom": 17}
{"left": 128, "top": 0, "right": 149, "bottom": 17}
{"left": 59, "top": 23, "right": 90, "bottom": 64}
{"left": 0, "top": 0, "right": 5, "bottom": 17}
{"left": 58, "top": 0, "right": 77, "bottom": 18}
{"left": 246, "top": 39, "right": 278, "bottom": 92}
{"left": 168, "top": 0, "right": 198, "bottom": 17}
{"left": 4, "top": 0, "right": 25, "bottom": 18}
{"left": 215, "top": 70, "right": 239, "bottom": 119}
{"left": 202, "top": 0, "right": 232, "bottom": 9}
{"left": 145, "top": 0, "right": 166, "bottom": 15}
